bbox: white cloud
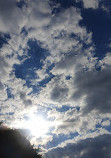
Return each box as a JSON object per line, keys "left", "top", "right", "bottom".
{"left": 102, "top": 120, "right": 110, "bottom": 126}
{"left": 26, "top": 0, "right": 52, "bottom": 28}
{"left": 0, "top": 0, "right": 111, "bottom": 153}
{"left": 27, "top": 5, "right": 91, "bottom": 58}
{"left": 45, "top": 131, "right": 111, "bottom": 158}
{"left": 49, "top": 109, "right": 101, "bottom": 135}
{"left": 82, "top": 0, "right": 100, "bottom": 9}
{"left": 100, "top": 53, "right": 111, "bottom": 66}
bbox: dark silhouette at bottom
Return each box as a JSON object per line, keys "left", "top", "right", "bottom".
{"left": 0, "top": 126, "right": 42, "bottom": 158}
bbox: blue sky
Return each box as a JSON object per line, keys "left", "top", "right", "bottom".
{"left": 0, "top": 0, "right": 111, "bottom": 157}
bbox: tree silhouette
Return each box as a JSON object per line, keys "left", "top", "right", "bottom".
{"left": 0, "top": 124, "right": 42, "bottom": 158}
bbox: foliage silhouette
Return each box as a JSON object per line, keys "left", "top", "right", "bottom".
{"left": 0, "top": 124, "right": 42, "bottom": 158}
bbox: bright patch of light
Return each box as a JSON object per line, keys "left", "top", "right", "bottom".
{"left": 25, "top": 116, "right": 50, "bottom": 137}
{"left": 9, "top": 112, "right": 62, "bottom": 138}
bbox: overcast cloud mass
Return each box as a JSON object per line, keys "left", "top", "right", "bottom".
{"left": 0, "top": 0, "right": 111, "bottom": 157}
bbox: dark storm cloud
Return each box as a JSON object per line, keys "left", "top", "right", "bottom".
{"left": 45, "top": 134, "right": 111, "bottom": 158}
{"left": 72, "top": 65, "right": 111, "bottom": 113}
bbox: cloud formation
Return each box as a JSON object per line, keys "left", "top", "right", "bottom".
{"left": 46, "top": 134, "right": 111, "bottom": 158}
{"left": 72, "top": 65, "right": 111, "bottom": 113}
{"left": 82, "top": 0, "right": 99, "bottom": 9}
{"left": 0, "top": 0, "right": 111, "bottom": 157}
{"left": 0, "top": 0, "right": 24, "bottom": 33}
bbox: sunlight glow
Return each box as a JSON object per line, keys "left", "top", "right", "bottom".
{"left": 9, "top": 111, "right": 62, "bottom": 138}
{"left": 24, "top": 116, "right": 50, "bottom": 137}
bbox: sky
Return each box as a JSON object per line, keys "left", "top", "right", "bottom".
{"left": 0, "top": 0, "right": 111, "bottom": 157}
